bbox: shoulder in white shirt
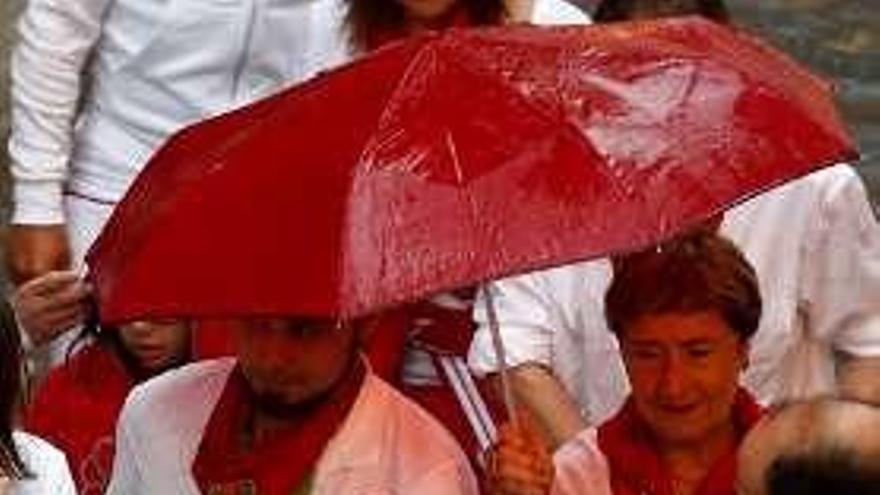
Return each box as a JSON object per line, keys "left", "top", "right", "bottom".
{"left": 6, "top": 432, "right": 76, "bottom": 495}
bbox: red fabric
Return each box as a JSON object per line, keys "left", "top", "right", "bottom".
{"left": 364, "top": 289, "right": 477, "bottom": 388}
{"left": 598, "top": 388, "right": 763, "bottom": 495}
{"left": 25, "top": 344, "right": 135, "bottom": 495}
{"left": 407, "top": 288, "right": 477, "bottom": 355}
{"left": 363, "top": 309, "right": 410, "bottom": 383}
{"left": 89, "top": 20, "right": 855, "bottom": 325}
{"left": 192, "top": 360, "right": 365, "bottom": 495}
{"left": 193, "top": 319, "right": 237, "bottom": 358}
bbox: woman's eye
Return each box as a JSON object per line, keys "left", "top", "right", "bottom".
{"left": 631, "top": 348, "right": 662, "bottom": 360}
{"left": 686, "top": 347, "right": 713, "bottom": 359}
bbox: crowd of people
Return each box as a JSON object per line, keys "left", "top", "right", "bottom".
{"left": 2, "top": 0, "right": 879, "bottom": 494}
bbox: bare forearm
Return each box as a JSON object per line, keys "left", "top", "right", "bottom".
{"left": 507, "top": 363, "right": 587, "bottom": 450}
{"left": 838, "top": 355, "right": 880, "bottom": 404}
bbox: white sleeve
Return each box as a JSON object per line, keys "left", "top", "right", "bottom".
{"left": 468, "top": 274, "right": 565, "bottom": 375}
{"left": 800, "top": 165, "right": 880, "bottom": 357}
{"left": 551, "top": 429, "right": 612, "bottom": 495}
{"left": 9, "top": 0, "right": 112, "bottom": 225}
{"left": 105, "top": 398, "right": 145, "bottom": 494}
{"left": 47, "top": 455, "right": 77, "bottom": 495}
{"left": 529, "top": 0, "right": 592, "bottom": 25}
{"left": 11, "top": 432, "right": 77, "bottom": 495}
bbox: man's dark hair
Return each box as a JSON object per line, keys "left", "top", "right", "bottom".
{"left": 767, "top": 448, "right": 880, "bottom": 495}
{"left": 594, "top": 0, "right": 730, "bottom": 24}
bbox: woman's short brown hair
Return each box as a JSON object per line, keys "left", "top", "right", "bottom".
{"left": 605, "top": 229, "right": 761, "bottom": 341}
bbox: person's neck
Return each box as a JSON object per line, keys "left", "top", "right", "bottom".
{"left": 658, "top": 423, "right": 738, "bottom": 495}
{"left": 505, "top": 0, "right": 534, "bottom": 22}
{"left": 250, "top": 409, "right": 302, "bottom": 444}
{"left": 403, "top": 4, "right": 466, "bottom": 33}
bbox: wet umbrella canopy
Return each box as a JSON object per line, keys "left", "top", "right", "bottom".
{"left": 87, "top": 17, "right": 856, "bottom": 324}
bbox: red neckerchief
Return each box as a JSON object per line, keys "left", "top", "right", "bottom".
{"left": 598, "top": 388, "right": 763, "bottom": 495}
{"left": 192, "top": 359, "right": 366, "bottom": 495}
{"left": 367, "top": 6, "right": 476, "bottom": 50}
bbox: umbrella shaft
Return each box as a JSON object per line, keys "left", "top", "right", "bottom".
{"left": 482, "top": 286, "right": 518, "bottom": 425}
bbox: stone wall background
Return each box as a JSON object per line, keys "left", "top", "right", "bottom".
{"left": 1, "top": 0, "right": 878, "bottom": 289}
{"left": 728, "top": 0, "right": 880, "bottom": 201}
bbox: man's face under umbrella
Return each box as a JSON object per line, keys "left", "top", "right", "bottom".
{"left": 231, "top": 318, "right": 358, "bottom": 407}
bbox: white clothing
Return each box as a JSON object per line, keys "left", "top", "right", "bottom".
{"left": 106, "top": 358, "right": 479, "bottom": 495}
{"left": 469, "top": 164, "right": 880, "bottom": 423}
{"left": 528, "top": 0, "right": 591, "bottom": 24}
{"left": 9, "top": 0, "right": 585, "bottom": 227}
{"left": 10, "top": 0, "right": 349, "bottom": 368}
{"left": 551, "top": 428, "right": 613, "bottom": 495}
{"left": 4, "top": 432, "right": 77, "bottom": 495}
{"left": 10, "top": 0, "right": 350, "bottom": 225}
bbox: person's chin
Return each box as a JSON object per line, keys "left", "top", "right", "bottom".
{"left": 252, "top": 386, "right": 327, "bottom": 417}
{"left": 137, "top": 354, "right": 170, "bottom": 372}
{"left": 647, "top": 410, "right": 705, "bottom": 440}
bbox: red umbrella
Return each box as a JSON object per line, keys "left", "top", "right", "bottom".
{"left": 87, "top": 17, "right": 856, "bottom": 324}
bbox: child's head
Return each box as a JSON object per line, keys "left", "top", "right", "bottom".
{"left": 117, "top": 319, "right": 192, "bottom": 374}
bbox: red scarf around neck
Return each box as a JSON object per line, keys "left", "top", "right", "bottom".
{"left": 192, "top": 359, "right": 366, "bottom": 495}
{"left": 598, "top": 388, "right": 763, "bottom": 495}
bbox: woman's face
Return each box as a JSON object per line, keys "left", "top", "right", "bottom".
{"left": 118, "top": 319, "right": 190, "bottom": 372}
{"left": 620, "top": 310, "right": 747, "bottom": 448}
{"left": 395, "top": 0, "right": 459, "bottom": 23}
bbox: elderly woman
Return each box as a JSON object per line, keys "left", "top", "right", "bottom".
{"left": 492, "top": 230, "right": 764, "bottom": 495}
{"left": 586, "top": 230, "right": 764, "bottom": 495}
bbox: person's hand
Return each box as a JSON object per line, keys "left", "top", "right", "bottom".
{"left": 10, "top": 270, "right": 91, "bottom": 348}
{"left": 488, "top": 417, "right": 555, "bottom": 495}
{"left": 6, "top": 225, "right": 71, "bottom": 285}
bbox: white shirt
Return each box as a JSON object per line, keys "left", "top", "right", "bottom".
{"left": 9, "top": 0, "right": 349, "bottom": 224}
{"left": 106, "top": 358, "right": 479, "bottom": 495}
{"left": 469, "top": 164, "right": 880, "bottom": 423}
{"left": 528, "top": 0, "right": 591, "bottom": 24}
{"left": 3, "top": 432, "right": 76, "bottom": 495}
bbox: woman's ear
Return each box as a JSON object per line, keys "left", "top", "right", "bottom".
{"left": 738, "top": 340, "right": 751, "bottom": 371}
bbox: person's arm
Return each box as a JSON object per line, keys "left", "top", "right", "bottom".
{"left": 800, "top": 166, "right": 880, "bottom": 403}
{"left": 489, "top": 414, "right": 555, "bottom": 495}
{"left": 838, "top": 355, "right": 880, "bottom": 404}
{"left": 9, "top": 270, "right": 90, "bottom": 349}
{"left": 7, "top": 0, "right": 112, "bottom": 283}
{"left": 508, "top": 364, "right": 587, "bottom": 449}
{"left": 469, "top": 275, "right": 588, "bottom": 449}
